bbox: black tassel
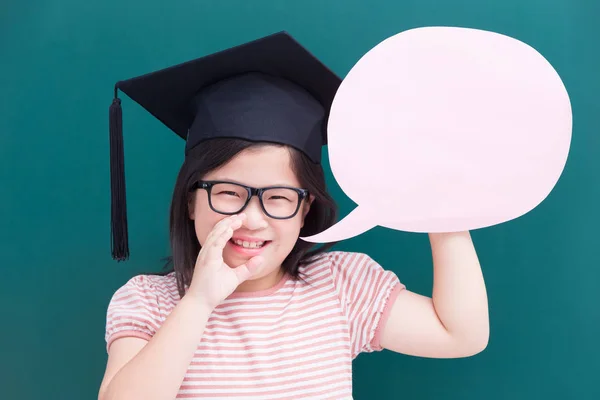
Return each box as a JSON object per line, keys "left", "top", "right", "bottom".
{"left": 109, "top": 85, "right": 129, "bottom": 261}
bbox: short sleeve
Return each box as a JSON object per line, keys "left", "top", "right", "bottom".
{"left": 104, "top": 274, "right": 162, "bottom": 353}
{"left": 329, "top": 252, "right": 405, "bottom": 358}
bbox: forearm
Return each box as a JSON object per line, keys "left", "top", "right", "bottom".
{"left": 103, "top": 295, "right": 212, "bottom": 400}
{"left": 429, "top": 231, "right": 489, "bottom": 348}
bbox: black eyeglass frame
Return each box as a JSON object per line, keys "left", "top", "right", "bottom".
{"left": 190, "top": 180, "right": 310, "bottom": 220}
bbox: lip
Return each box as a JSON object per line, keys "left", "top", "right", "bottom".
{"left": 227, "top": 239, "right": 271, "bottom": 256}
{"left": 231, "top": 235, "right": 269, "bottom": 242}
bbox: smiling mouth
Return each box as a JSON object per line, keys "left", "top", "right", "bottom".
{"left": 229, "top": 239, "right": 271, "bottom": 249}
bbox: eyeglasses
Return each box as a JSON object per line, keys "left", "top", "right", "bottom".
{"left": 190, "top": 180, "right": 309, "bottom": 219}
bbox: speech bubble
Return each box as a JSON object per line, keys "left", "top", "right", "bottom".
{"left": 301, "top": 26, "right": 572, "bottom": 243}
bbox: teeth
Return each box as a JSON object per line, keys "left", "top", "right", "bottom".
{"left": 233, "top": 239, "right": 265, "bottom": 249}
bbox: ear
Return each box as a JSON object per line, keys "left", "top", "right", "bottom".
{"left": 300, "top": 195, "right": 315, "bottom": 228}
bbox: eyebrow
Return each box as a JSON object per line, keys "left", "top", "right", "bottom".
{"left": 208, "top": 178, "right": 299, "bottom": 188}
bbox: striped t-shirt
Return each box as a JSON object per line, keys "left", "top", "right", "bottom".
{"left": 105, "top": 251, "right": 404, "bottom": 399}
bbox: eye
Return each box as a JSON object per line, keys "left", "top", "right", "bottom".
{"left": 217, "top": 191, "right": 240, "bottom": 197}
{"left": 268, "top": 195, "right": 292, "bottom": 202}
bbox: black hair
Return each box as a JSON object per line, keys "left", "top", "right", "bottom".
{"left": 157, "top": 137, "right": 338, "bottom": 298}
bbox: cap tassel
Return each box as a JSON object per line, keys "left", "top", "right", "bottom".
{"left": 109, "top": 85, "right": 129, "bottom": 261}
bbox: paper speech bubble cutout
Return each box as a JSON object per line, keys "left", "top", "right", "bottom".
{"left": 301, "top": 26, "right": 572, "bottom": 243}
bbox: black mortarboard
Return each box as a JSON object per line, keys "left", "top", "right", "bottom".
{"left": 108, "top": 31, "right": 342, "bottom": 261}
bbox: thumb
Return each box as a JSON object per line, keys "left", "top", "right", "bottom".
{"left": 232, "top": 256, "right": 264, "bottom": 283}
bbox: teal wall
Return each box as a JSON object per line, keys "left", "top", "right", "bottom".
{"left": 1, "top": 0, "right": 598, "bottom": 399}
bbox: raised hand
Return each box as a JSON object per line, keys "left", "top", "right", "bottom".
{"left": 187, "top": 213, "right": 264, "bottom": 309}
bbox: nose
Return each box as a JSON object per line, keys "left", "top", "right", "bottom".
{"left": 242, "top": 196, "right": 268, "bottom": 229}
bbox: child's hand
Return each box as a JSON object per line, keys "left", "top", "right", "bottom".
{"left": 187, "top": 213, "right": 264, "bottom": 310}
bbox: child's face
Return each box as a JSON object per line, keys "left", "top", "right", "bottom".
{"left": 188, "top": 145, "right": 311, "bottom": 287}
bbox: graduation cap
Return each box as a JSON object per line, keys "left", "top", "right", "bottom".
{"left": 108, "top": 31, "right": 342, "bottom": 261}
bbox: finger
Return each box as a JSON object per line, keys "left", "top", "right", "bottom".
{"left": 232, "top": 256, "right": 264, "bottom": 283}
{"left": 203, "top": 213, "right": 246, "bottom": 248}
{"left": 215, "top": 213, "right": 247, "bottom": 240}
{"left": 210, "top": 215, "right": 245, "bottom": 248}
{"left": 198, "top": 214, "right": 245, "bottom": 265}
{"left": 212, "top": 225, "right": 233, "bottom": 249}
{"left": 205, "top": 216, "right": 246, "bottom": 261}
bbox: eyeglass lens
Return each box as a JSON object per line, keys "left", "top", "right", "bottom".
{"left": 209, "top": 182, "right": 300, "bottom": 218}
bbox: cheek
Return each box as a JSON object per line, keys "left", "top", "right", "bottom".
{"left": 191, "top": 197, "right": 225, "bottom": 245}
{"left": 273, "top": 218, "right": 303, "bottom": 246}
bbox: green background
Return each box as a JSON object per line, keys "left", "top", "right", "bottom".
{"left": 1, "top": 0, "right": 598, "bottom": 399}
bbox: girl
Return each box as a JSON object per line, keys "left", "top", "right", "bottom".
{"left": 99, "top": 32, "right": 489, "bottom": 400}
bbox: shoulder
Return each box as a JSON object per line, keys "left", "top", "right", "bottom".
{"left": 114, "top": 271, "right": 176, "bottom": 294}
{"left": 301, "top": 250, "right": 381, "bottom": 270}
{"left": 303, "top": 250, "right": 402, "bottom": 295}
{"left": 298, "top": 250, "right": 385, "bottom": 281}
{"left": 105, "top": 272, "right": 178, "bottom": 353}
{"left": 109, "top": 271, "right": 180, "bottom": 309}
{"left": 327, "top": 250, "right": 377, "bottom": 267}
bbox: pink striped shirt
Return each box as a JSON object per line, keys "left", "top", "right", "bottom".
{"left": 105, "top": 251, "right": 404, "bottom": 399}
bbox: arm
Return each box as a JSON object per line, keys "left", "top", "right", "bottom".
{"left": 380, "top": 231, "right": 489, "bottom": 358}
{"left": 98, "top": 214, "right": 259, "bottom": 400}
{"left": 98, "top": 294, "right": 212, "bottom": 400}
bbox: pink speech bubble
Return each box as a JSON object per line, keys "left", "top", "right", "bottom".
{"left": 301, "top": 26, "right": 572, "bottom": 243}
